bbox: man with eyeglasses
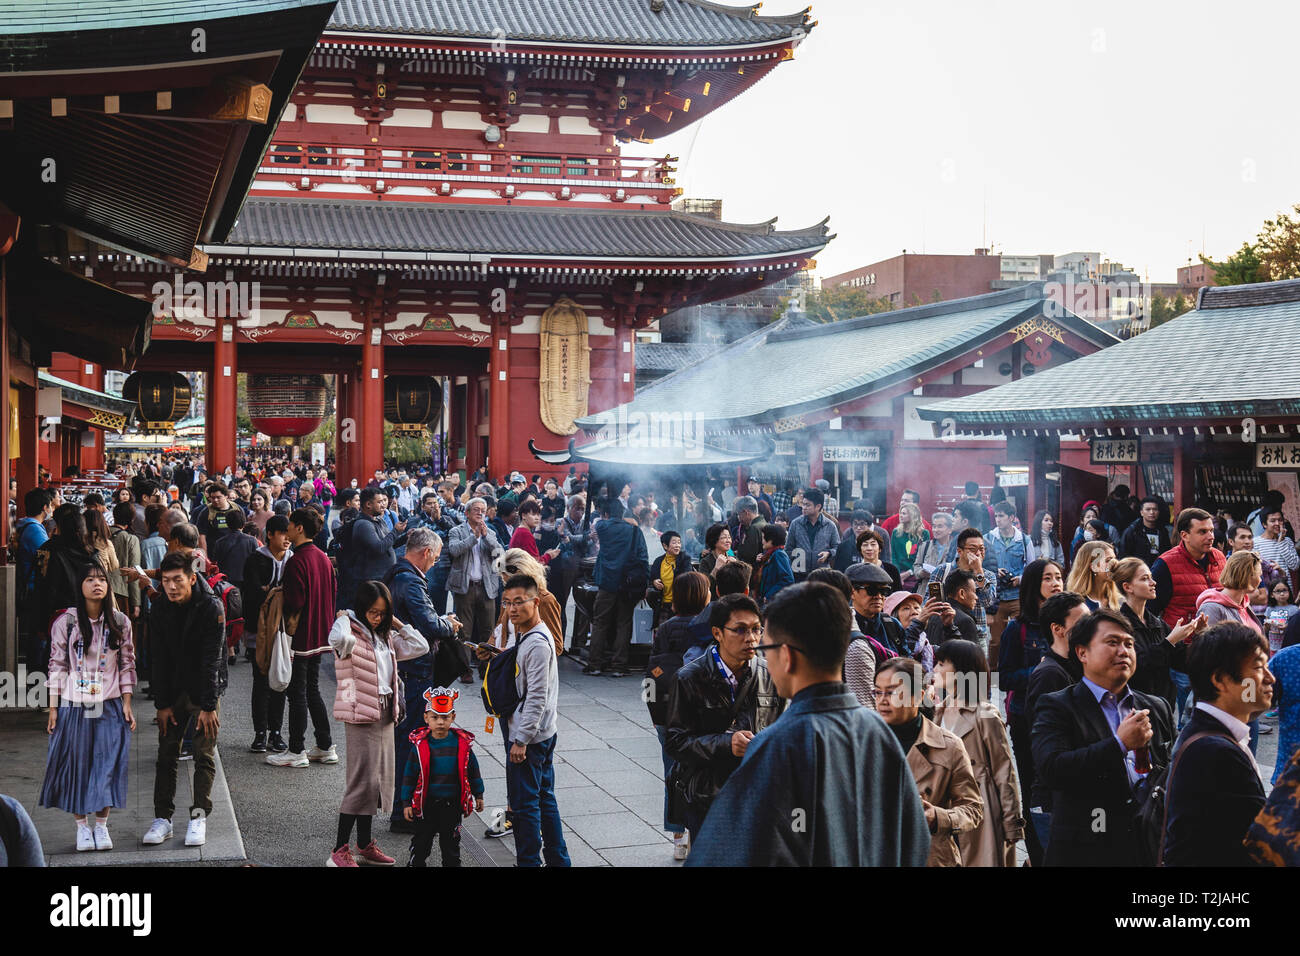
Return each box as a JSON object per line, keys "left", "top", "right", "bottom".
{"left": 664, "top": 593, "right": 784, "bottom": 848}
{"left": 498, "top": 574, "right": 571, "bottom": 867}
{"left": 932, "top": 528, "right": 999, "bottom": 654}
{"left": 687, "top": 583, "right": 930, "bottom": 866}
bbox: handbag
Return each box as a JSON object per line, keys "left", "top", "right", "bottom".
{"left": 631, "top": 600, "right": 655, "bottom": 646}
{"left": 268, "top": 629, "right": 294, "bottom": 692}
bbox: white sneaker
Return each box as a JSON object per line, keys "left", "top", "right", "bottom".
{"left": 76, "top": 822, "right": 95, "bottom": 852}
{"left": 307, "top": 744, "right": 339, "bottom": 764}
{"left": 185, "top": 809, "right": 207, "bottom": 847}
{"left": 93, "top": 822, "right": 112, "bottom": 851}
{"left": 672, "top": 833, "right": 689, "bottom": 861}
{"left": 266, "top": 750, "right": 310, "bottom": 768}
{"left": 142, "top": 818, "right": 173, "bottom": 845}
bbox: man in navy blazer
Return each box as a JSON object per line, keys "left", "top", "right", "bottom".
{"left": 1032, "top": 608, "right": 1173, "bottom": 866}
{"left": 1163, "top": 621, "right": 1274, "bottom": 866}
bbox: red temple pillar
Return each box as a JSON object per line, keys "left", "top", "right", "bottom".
{"left": 16, "top": 385, "right": 37, "bottom": 495}
{"left": 359, "top": 325, "right": 385, "bottom": 480}
{"left": 809, "top": 429, "right": 824, "bottom": 483}
{"left": 465, "top": 372, "right": 482, "bottom": 477}
{"left": 335, "top": 370, "right": 354, "bottom": 485}
{"left": 616, "top": 311, "right": 636, "bottom": 406}
{"left": 488, "top": 318, "right": 509, "bottom": 480}
{"left": 206, "top": 318, "right": 238, "bottom": 474}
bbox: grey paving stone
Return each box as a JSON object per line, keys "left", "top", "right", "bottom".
{"left": 609, "top": 735, "right": 665, "bottom": 759}
{"left": 617, "top": 792, "right": 674, "bottom": 830}
{"left": 631, "top": 754, "right": 670, "bottom": 775}
{"left": 551, "top": 785, "right": 626, "bottom": 816}
{"left": 558, "top": 703, "right": 623, "bottom": 721}
{"left": 582, "top": 768, "right": 665, "bottom": 797}
{"left": 554, "top": 728, "right": 610, "bottom": 751}
{"left": 552, "top": 762, "right": 593, "bottom": 789}
{"left": 563, "top": 811, "right": 667, "bottom": 850}
{"left": 581, "top": 718, "right": 656, "bottom": 740}
{"left": 558, "top": 831, "right": 609, "bottom": 867}
{"left": 557, "top": 748, "right": 640, "bottom": 774}
{"left": 600, "top": 844, "right": 682, "bottom": 867}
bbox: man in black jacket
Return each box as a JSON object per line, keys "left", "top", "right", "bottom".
{"left": 664, "top": 594, "right": 784, "bottom": 842}
{"left": 144, "top": 551, "right": 226, "bottom": 849}
{"left": 1032, "top": 607, "right": 1173, "bottom": 866}
{"left": 1163, "top": 622, "right": 1273, "bottom": 866}
{"left": 1118, "top": 496, "right": 1172, "bottom": 565}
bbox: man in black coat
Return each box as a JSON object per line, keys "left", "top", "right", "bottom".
{"left": 1162, "top": 622, "right": 1273, "bottom": 866}
{"left": 1118, "top": 496, "right": 1172, "bottom": 565}
{"left": 146, "top": 551, "right": 226, "bottom": 848}
{"left": 1032, "top": 607, "right": 1173, "bottom": 867}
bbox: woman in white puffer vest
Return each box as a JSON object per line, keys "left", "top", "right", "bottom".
{"left": 327, "top": 579, "right": 428, "bottom": 868}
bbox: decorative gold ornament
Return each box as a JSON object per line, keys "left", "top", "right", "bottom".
{"left": 539, "top": 297, "right": 592, "bottom": 436}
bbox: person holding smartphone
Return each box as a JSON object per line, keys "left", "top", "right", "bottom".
{"left": 1113, "top": 557, "right": 1207, "bottom": 710}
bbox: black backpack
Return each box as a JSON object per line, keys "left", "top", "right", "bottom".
{"left": 481, "top": 628, "right": 548, "bottom": 720}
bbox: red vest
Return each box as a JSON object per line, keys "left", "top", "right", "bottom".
{"left": 1158, "top": 544, "right": 1225, "bottom": 629}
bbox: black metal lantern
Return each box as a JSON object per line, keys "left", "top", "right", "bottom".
{"left": 122, "top": 371, "right": 191, "bottom": 429}
{"left": 384, "top": 375, "right": 442, "bottom": 432}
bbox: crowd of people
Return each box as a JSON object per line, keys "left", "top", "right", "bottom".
{"left": 7, "top": 453, "right": 1300, "bottom": 867}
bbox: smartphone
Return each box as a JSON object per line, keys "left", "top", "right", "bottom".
{"left": 927, "top": 581, "right": 942, "bottom": 601}
{"left": 466, "top": 641, "right": 501, "bottom": 655}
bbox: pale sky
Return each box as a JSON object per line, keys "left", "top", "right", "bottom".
{"left": 627, "top": 0, "right": 1300, "bottom": 283}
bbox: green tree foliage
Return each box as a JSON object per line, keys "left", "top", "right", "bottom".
{"left": 1204, "top": 244, "right": 1267, "bottom": 286}
{"left": 775, "top": 283, "right": 896, "bottom": 323}
{"left": 1258, "top": 204, "right": 1300, "bottom": 280}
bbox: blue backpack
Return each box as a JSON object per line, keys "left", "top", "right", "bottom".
{"left": 481, "top": 628, "right": 548, "bottom": 720}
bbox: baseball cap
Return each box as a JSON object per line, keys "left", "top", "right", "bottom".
{"left": 883, "top": 591, "right": 923, "bottom": 618}
{"left": 510, "top": 472, "right": 526, "bottom": 484}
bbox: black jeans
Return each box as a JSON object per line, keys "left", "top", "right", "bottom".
{"left": 589, "top": 590, "right": 636, "bottom": 672}
{"left": 286, "top": 654, "right": 332, "bottom": 754}
{"left": 407, "top": 796, "right": 462, "bottom": 867}
{"left": 251, "top": 660, "right": 285, "bottom": 736}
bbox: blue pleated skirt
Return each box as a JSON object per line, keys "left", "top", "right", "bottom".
{"left": 38, "top": 698, "right": 131, "bottom": 816}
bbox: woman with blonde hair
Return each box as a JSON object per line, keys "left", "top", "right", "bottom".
{"left": 891, "top": 501, "right": 930, "bottom": 585}
{"left": 1066, "top": 540, "right": 1120, "bottom": 610}
{"left": 489, "top": 548, "right": 564, "bottom": 656}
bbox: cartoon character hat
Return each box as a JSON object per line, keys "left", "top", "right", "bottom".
{"left": 423, "top": 686, "right": 459, "bottom": 715}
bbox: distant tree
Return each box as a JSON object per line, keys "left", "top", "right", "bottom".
{"left": 1148, "top": 291, "right": 1193, "bottom": 331}
{"left": 1258, "top": 203, "right": 1300, "bottom": 280}
{"left": 776, "top": 284, "right": 895, "bottom": 323}
{"left": 1148, "top": 291, "right": 1176, "bottom": 328}
{"left": 1204, "top": 244, "right": 1268, "bottom": 286}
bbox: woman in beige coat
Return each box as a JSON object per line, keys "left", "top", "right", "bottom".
{"left": 932, "top": 640, "right": 1024, "bottom": 867}
{"left": 875, "top": 658, "right": 983, "bottom": 867}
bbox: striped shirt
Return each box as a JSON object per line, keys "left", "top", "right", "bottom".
{"left": 401, "top": 732, "right": 485, "bottom": 804}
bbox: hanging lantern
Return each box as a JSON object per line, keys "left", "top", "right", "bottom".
{"left": 247, "top": 373, "right": 328, "bottom": 437}
{"left": 122, "top": 371, "right": 191, "bottom": 429}
{"left": 384, "top": 375, "right": 442, "bottom": 433}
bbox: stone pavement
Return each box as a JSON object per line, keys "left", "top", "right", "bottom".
{"left": 456, "top": 653, "right": 683, "bottom": 868}
{"left": 0, "top": 698, "right": 245, "bottom": 866}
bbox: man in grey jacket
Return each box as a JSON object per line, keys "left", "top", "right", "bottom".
{"left": 447, "top": 498, "right": 504, "bottom": 652}
{"left": 785, "top": 488, "right": 841, "bottom": 581}
{"left": 501, "top": 574, "right": 571, "bottom": 867}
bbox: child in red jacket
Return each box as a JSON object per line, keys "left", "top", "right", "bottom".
{"left": 400, "top": 688, "right": 484, "bottom": 866}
